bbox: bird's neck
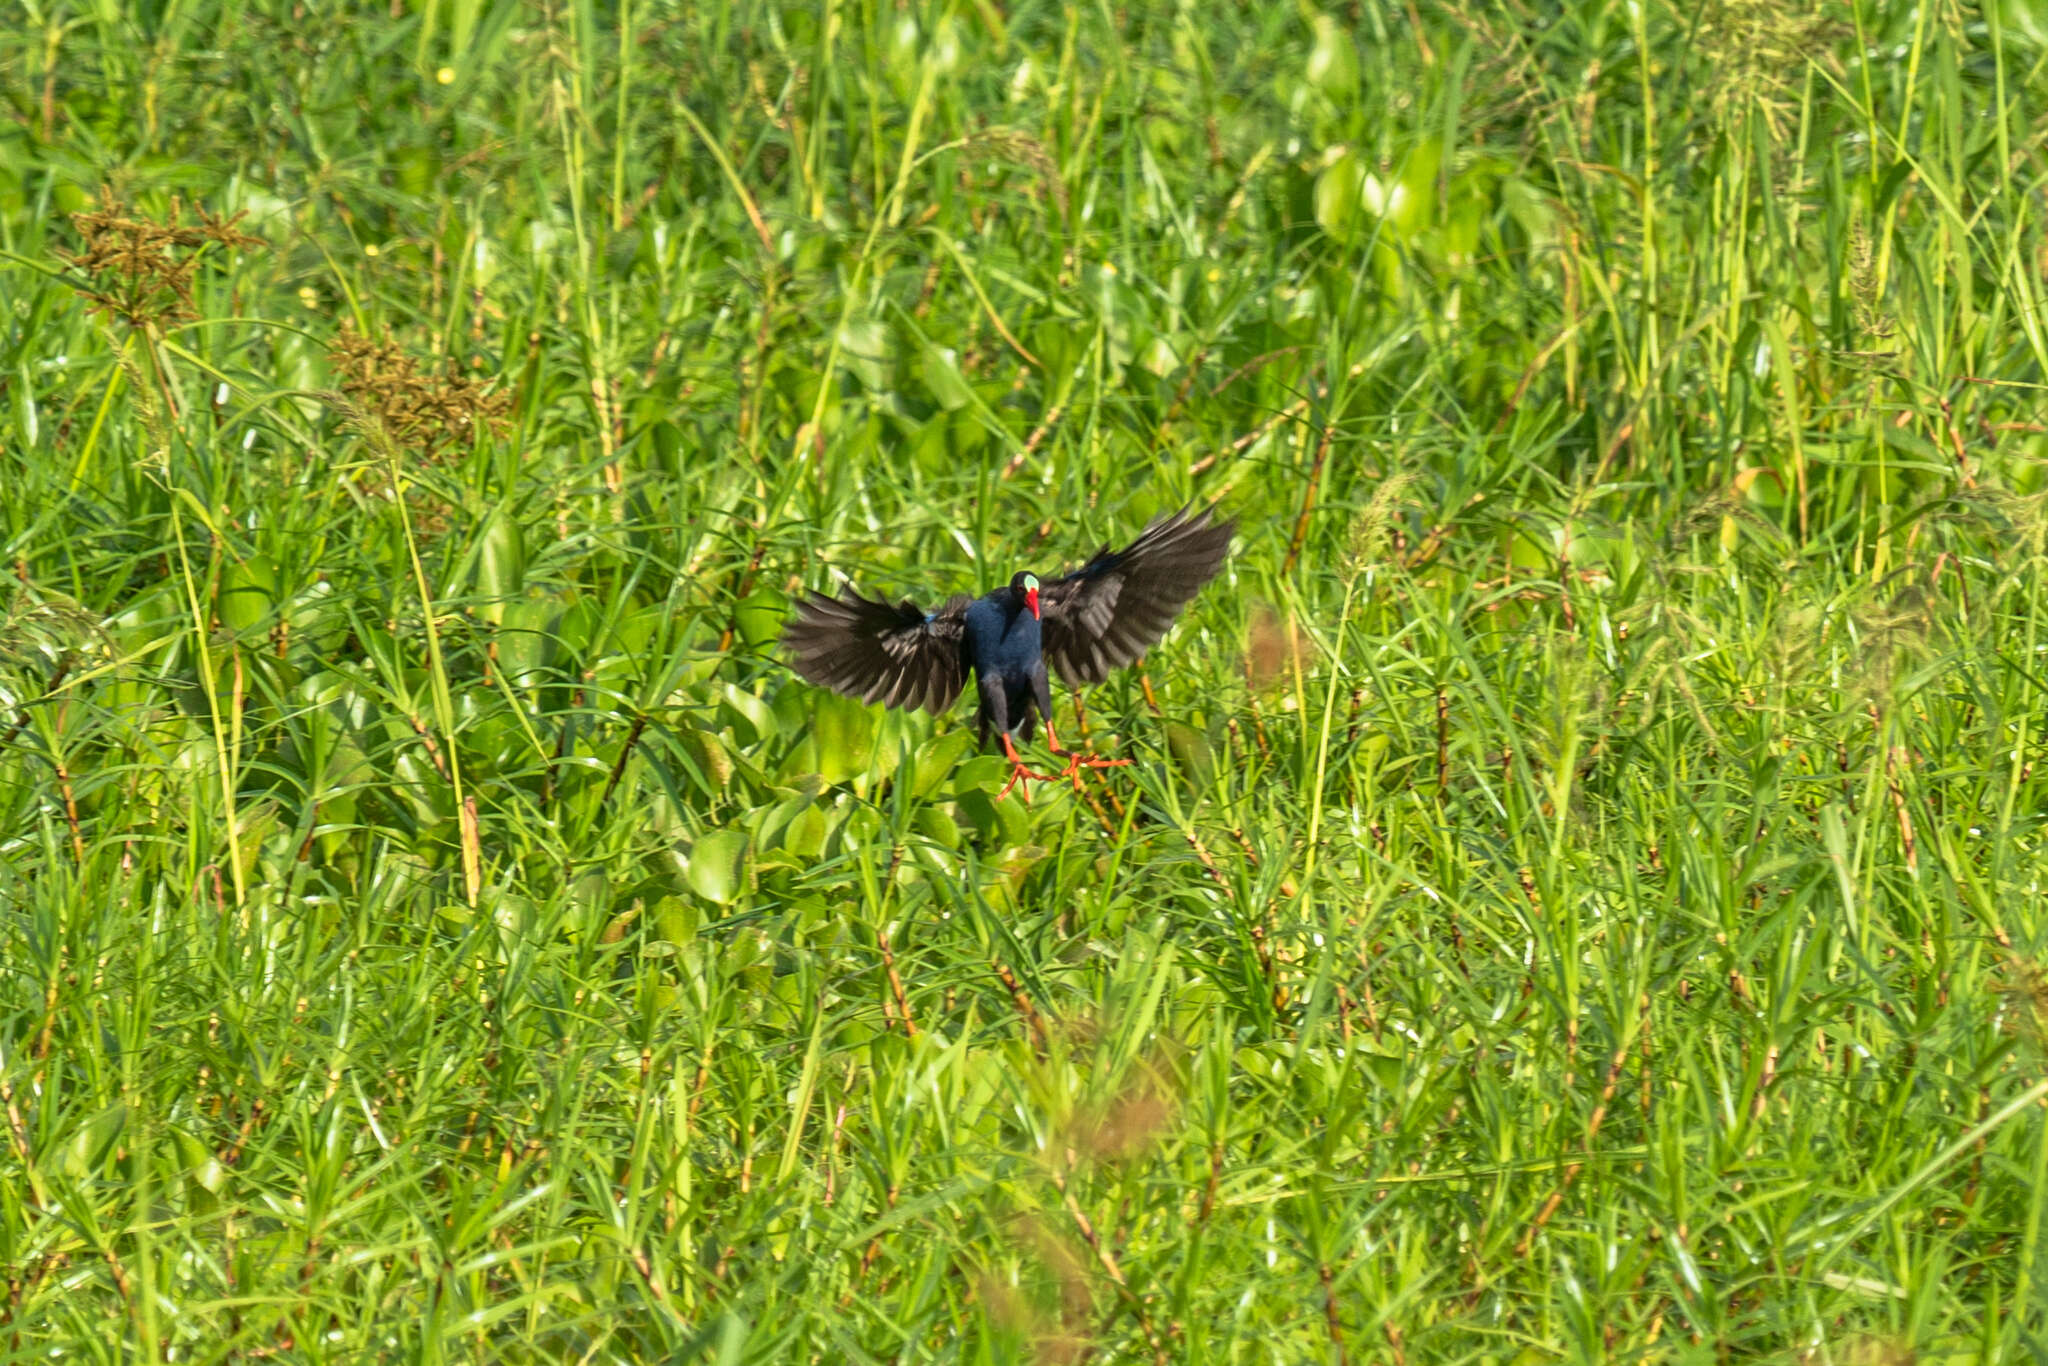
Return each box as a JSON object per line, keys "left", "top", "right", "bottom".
{"left": 1005, "top": 598, "right": 1040, "bottom": 641}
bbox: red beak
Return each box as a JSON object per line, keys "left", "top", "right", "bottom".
{"left": 1026, "top": 587, "right": 1040, "bottom": 619}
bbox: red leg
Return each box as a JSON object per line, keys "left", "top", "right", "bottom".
{"left": 1041, "top": 721, "right": 1131, "bottom": 791}
{"left": 1000, "top": 733, "right": 1048, "bottom": 800}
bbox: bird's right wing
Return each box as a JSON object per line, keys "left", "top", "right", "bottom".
{"left": 781, "top": 589, "right": 973, "bottom": 714}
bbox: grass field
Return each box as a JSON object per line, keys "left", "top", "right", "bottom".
{"left": 4, "top": 0, "right": 2048, "bottom": 1360}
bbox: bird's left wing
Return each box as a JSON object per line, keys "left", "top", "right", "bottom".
{"left": 1039, "top": 505, "right": 1235, "bottom": 686}
{"left": 782, "top": 588, "right": 973, "bottom": 714}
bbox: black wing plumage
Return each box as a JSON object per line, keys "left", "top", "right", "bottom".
{"left": 781, "top": 588, "right": 972, "bottom": 714}
{"left": 1039, "top": 505, "right": 1235, "bottom": 686}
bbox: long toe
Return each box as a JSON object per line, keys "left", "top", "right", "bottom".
{"left": 1001, "top": 758, "right": 1039, "bottom": 801}
{"left": 1047, "top": 750, "right": 1129, "bottom": 791}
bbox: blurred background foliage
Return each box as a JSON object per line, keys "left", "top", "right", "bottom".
{"left": 4, "top": 0, "right": 2048, "bottom": 1359}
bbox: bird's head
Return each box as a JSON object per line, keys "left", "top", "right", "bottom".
{"left": 1010, "top": 571, "right": 1041, "bottom": 620}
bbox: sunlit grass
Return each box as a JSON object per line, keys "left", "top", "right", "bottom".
{"left": 3, "top": 0, "right": 2047, "bottom": 1359}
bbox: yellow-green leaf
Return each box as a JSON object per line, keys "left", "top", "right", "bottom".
{"left": 219, "top": 555, "right": 281, "bottom": 635}
{"left": 687, "top": 828, "right": 748, "bottom": 904}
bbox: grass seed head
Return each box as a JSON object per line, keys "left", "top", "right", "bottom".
{"left": 961, "top": 129, "right": 1068, "bottom": 217}
{"left": 1995, "top": 958, "right": 2048, "bottom": 1056}
{"left": 1, "top": 589, "right": 108, "bottom": 676}
{"left": 1954, "top": 484, "right": 2048, "bottom": 563}
{"left": 1846, "top": 222, "right": 1893, "bottom": 344}
{"left": 1345, "top": 472, "right": 1418, "bottom": 580}
{"left": 1844, "top": 589, "right": 1935, "bottom": 708}
{"left": 62, "top": 195, "right": 261, "bottom": 329}
{"left": 1691, "top": 0, "right": 1850, "bottom": 138}
{"left": 327, "top": 323, "right": 511, "bottom": 459}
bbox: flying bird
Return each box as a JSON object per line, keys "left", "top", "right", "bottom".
{"left": 782, "top": 505, "right": 1235, "bottom": 797}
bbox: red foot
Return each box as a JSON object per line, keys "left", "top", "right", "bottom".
{"left": 1000, "top": 734, "right": 1062, "bottom": 801}
{"left": 1041, "top": 724, "right": 1131, "bottom": 792}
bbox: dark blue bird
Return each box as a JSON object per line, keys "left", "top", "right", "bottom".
{"left": 783, "top": 506, "right": 1235, "bottom": 796}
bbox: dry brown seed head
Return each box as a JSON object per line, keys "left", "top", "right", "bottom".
{"left": 327, "top": 322, "right": 511, "bottom": 459}
{"left": 61, "top": 195, "right": 262, "bottom": 329}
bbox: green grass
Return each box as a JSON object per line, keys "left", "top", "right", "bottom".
{"left": 4, "top": 0, "right": 2048, "bottom": 1359}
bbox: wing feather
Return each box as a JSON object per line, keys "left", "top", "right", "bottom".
{"left": 1039, "top": 505, "right": 1235, "bottom": 687}
{"left": 781, "top": 589, "right": 972, "bottom": 714}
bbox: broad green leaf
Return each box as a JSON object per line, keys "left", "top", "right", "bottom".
{"left": 1390, "top": 138, "right": 1440, "bottom": 239}
{"left": 1304, "top": 15, "right": 1358, "bottom": 101}
{"left": 810, "top": 690, "right": 876, "bottom": 785}
{"left": 477, "top": 505, "right": 525, "bottom": 621}
{"left": 496, "top": 595, "right": 556, "bottom": 683}
{"left": 1314, "top": 151, "right": 1363, "bottom": 245}
{"left": 219, "top": 555, "right": 281, "bottom": 635}
{"left": 687, "top": 828, "right": 748, "bottom": 904}
{"left": 652, "top": 894, "right": 697, "bottom": 944}
{"left": 171, "top": 1126, "right": 227, "bottom": 1195}
{"left": 782, "top": 804, "right": 828, "bottom": 860}
{"left": 838, "top": 313, "right": 895, "bottom": 391}
{"left": 910, "top": 730, "right": 974, "bottom": 798}
{"left": 720, "top": 683, "right": 779, "bottom": 745}
{"left": 913, "top": 805, "right": 958, "bottom": 849}
{"left": 948, "top": 753, "right": 1009, "bottom": 795}
{"left": 920, "top": 343, "right": 974, "bottom": 412}
{"left": 61, "top": 1103, "right": 128, "bottom": 1179}
{"left": 735, "top": 590, "right": 782, "bottom": 648}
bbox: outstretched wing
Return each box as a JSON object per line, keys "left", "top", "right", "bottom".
{"left": 1039, "top": 505, "right": 1235, "bottom": 686}
{"left": 781, "top": 588, "right": 973, "bottom": 714}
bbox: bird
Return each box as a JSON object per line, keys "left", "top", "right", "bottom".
{"left": 782, "top": 505, "right": 1236, "bottom": 798}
